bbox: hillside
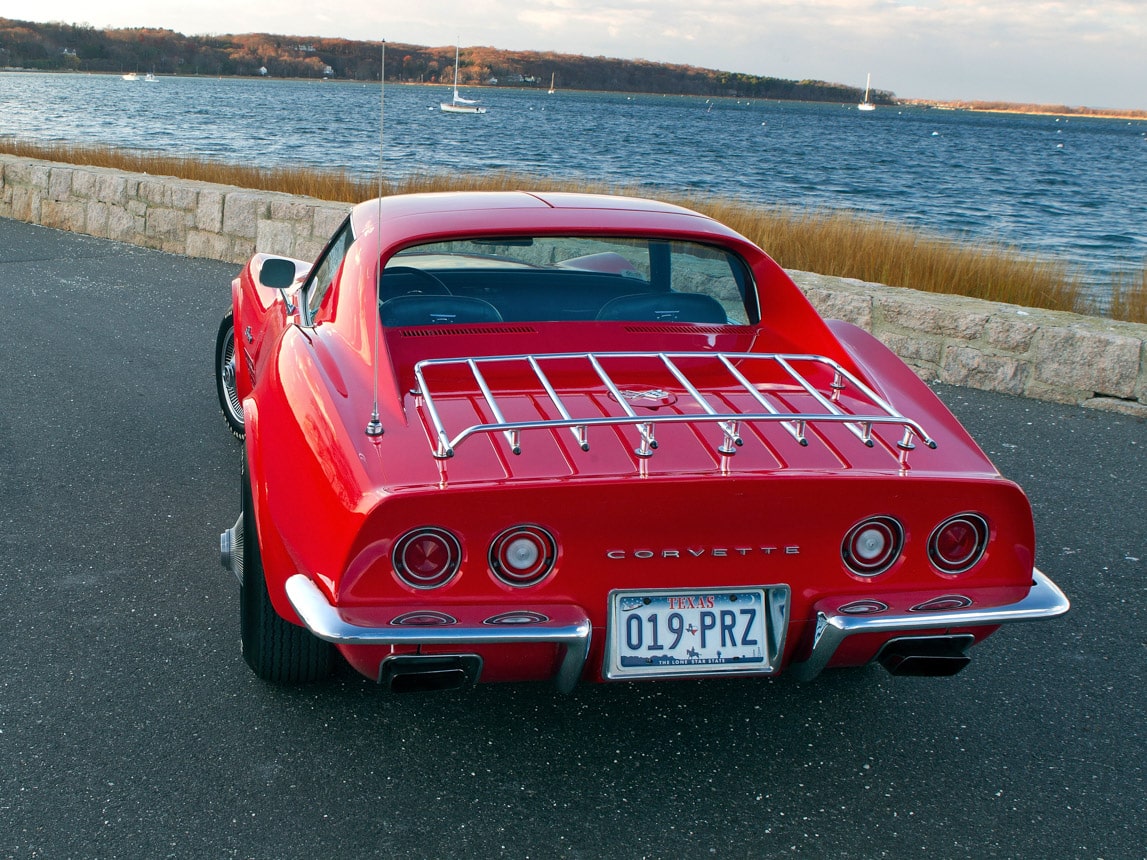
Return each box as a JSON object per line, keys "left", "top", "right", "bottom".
{"left": 0, "top": 16, "right": 891, "bottom": 104}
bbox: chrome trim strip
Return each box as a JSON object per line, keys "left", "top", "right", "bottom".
{"left": 412, "top": 351, "right": 936, "bottom": 465}
{"left": 284, "top": 575, "right": 592, "bottom": 693}
{"left": 788, "top": 568, "right": 1069, "bottom": 681}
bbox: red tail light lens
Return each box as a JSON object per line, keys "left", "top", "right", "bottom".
{"left": 842, "top": 517, "right": 904, "bottom": 577}
{"left": 392, "top": 527, "right": 462, "bottom": 589}
{"left": 489, "top": 526, "right": 557, "bottom": 587}
{"left": 929, "top": 514, "right": 989, "bottom": 574}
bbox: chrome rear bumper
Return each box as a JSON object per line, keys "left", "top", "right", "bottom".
{"left": 788, "top": 568, "right": 1069, "bottom": 681}
{"left": 285, "top": 574, "right": 592, "bottom": 693}
{"left": 286, "top": 568, "right": 1067, "bottom": 691}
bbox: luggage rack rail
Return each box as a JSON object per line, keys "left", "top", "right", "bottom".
{"left": 411, "top": 351, "right": 937, "bottom": 466}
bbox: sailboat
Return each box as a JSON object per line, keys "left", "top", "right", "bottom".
{"left": 548, "top": 72, "right": 555, "bottom": 95}
{"left": 858, "top": 73, "right": 876, "bottom": 111}
{"left": 440, "top": 44, "right": 487, "bottom": 114}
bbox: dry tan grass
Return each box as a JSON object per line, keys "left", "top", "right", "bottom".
{"left": 1110, "top": 266, "right": 1147, "bottom": 325}
{"left": 3, "top": 138, "right": 1143, "bottom": 323}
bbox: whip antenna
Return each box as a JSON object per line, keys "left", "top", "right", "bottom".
{"left": 365, "top": 40, "right": 386, "bottom": 437}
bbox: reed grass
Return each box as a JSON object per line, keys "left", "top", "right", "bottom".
{"left": 4, "top": 137, "right": 1144, "bottom": 323}
{"left": 1110, "top": 265, "right": 1147, "bottom": 325}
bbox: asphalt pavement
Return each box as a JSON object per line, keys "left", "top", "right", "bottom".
{"left": 1, "top": 217, "right": 1144, "bottom": 859}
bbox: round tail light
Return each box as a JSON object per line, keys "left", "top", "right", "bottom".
{"left": 489, "top": 526, "right": 557, "bottom": 587}
{"left": 842, "top": 516, "right": 903, "bottom": 577}
{"left": 929, "top": 514, "right": 989, "bottom": 574}
{"left": 392, "top": 527, "right": 462, "bottom": 589}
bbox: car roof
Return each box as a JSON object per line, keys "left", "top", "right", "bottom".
{"left": 350, "top": 191, "right": 748, "bottom": 250}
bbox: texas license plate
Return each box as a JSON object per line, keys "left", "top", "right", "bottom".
{"left": 606, "top": 588, "right": 774, "bottom": 679}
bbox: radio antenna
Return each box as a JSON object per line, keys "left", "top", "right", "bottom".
{"left": 365, "top": 40, "right": 386, "bottom": 437}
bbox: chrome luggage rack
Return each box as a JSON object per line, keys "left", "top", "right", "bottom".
{"left": 411, "top": 351, "right": 937, "bottom": 466}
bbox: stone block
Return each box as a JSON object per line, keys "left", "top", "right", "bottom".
{"left": 312, "top": 205, "right": 351, "bottom": 239}
{"left": 140, "top": 178, "right": 173, "bottom": 207}
{"left": 41, "top": 199, "right": 86, "bottom": 232}
{"left": 172, "top": 183, "right": 199, "bottom": 211}
{"left": 72, "top": 169, "right": 97, "bottom": 199}
{"left": 877, "top": 291, "right": 991, "bottom": 339}
{"left": 983, "top": 313, "right": 1040, "bottom": 353}
{"left": 879, "top": 332, "right": 944, "bottom": 367}
{"left": 269, "top": 198, "right": 315, "bottom": 222}
{"left": 187, "top": 230, "right": 233, "bottom": 262}
{"left": 11, "top": 187, "right": 41, "bottom": 222}
{"left": 87, "top": 201, "right": 110, "bottom": 238}
{"left": 146, "top": 207, "right": 187, "bottom": 242}
{"left": 196, "top": 190, "right": 224, "bottom": 233}
{"left": 6, "top": 161, "right": 50, "bottom": 188}
{"left": 940, "top": 346, "right": 1029, "bottom": 396}
{"left": 48, "top": 167, "right": 74, "bottom": 201}
{"left": 1081, "top": 396, "right": 1147, "bottom": 418}
{"left": 222, "top": 193, "right": 265, "bottom": 240}
{"left": 96, "top": 172, "right": 128, "bottom": 204}
{"left": 256, "top": 220, "right": 298, "bottom": 256}
{"left": 106, "top": 206, "right": 142, "bottom": 243}
{"left": 1033, "top": 326, "right": 1140, "bottom": 399}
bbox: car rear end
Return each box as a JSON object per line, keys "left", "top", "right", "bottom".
{"left": 284, "top": 348, "right": 1065, "bottom": 690}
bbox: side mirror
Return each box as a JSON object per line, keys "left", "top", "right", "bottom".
{"left": 258, "top": 257, "right": 297, "bottom": 289}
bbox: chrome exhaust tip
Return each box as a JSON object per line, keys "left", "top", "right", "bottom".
{"left": 876, "top": 634, "right": 974, "bottom": 677}
{"left": 379, "top": 654, "right": 482, "bottom": 693}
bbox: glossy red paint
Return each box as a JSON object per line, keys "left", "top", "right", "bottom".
{"left": 217, "top": 192, "right": 1067, "bottom": 690}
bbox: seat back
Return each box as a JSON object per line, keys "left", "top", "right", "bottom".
{"left": 381, "top": 295, "right": 504, "bottom": 327}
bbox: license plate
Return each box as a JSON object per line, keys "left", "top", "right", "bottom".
{"left": 605, "top": 588, "right": 779, "bottom": 679}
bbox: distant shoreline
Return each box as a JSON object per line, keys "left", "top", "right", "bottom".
{"left": 902, "top": 98, "right": 1147, "bottom": 122}
{"left": 4, "top": 66, "right": 1143, "bottom": 119}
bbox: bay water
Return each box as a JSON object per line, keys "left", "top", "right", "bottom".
{"left": 3, "top": 71, "right": 1145, "bottom": 303}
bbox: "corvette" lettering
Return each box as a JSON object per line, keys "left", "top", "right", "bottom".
{"left": 606, "top": 546, "right": 799, "bottom": 559}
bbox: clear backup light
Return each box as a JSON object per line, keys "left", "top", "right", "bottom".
{"left": 842, "top": 516, "right": 904, "bottom": 577}
{"left": 392, "top": 527, "right": 462, "bottom": 589}
{"left": 489, "top": 526, "right": 557, "bottom": 587}
{"left": 929, "top": 514, "right": 989, "bottom": 574}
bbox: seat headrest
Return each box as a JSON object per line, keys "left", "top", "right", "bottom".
{"left": 595, "top": 292, "right": 728, "bottom": 324}
{"left": 381, "top": 295, "right": 504, "bottom": 327}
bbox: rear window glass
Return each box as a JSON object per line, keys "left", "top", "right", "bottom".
{"left": 381, "top": 236, "right": 757, "bottom": 325}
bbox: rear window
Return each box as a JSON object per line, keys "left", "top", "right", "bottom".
{"left": 381, "top": 236, "right": 758, "bottom": 325}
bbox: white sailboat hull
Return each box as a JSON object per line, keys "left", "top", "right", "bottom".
{"left": 440, "top": 102, "right": 487, "bottom": 114}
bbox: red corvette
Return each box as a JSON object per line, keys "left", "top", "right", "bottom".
{"left": 215, "top": 191, "right": 1068, "bottom": 691}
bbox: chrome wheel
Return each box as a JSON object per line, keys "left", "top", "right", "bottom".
{"left": 214, "top": 310, "right": 245, "bottom": 439}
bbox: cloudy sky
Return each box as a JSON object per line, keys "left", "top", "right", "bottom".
{"left": 11, "top": 1, "right": 1146, "bottom": 109}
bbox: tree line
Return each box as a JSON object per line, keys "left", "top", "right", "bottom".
{"left": 0, "top": 16, "right": 892, "bottom": 104}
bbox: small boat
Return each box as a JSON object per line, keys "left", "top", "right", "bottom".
{"left": 548, "top": 72, "right": 555, "bottom": 95}
{"left": 122, "top": 72, "right": 139, "bottom": 81}
{"left": 858, "top": 73, "right": 876, "bottom": 111}
{"left": 144, "top": 73, "right": 158, "bottom": 82}
{"left": 440, "top": 44, "right": 487, "bottom": 114}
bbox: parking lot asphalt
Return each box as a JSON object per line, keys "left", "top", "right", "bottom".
{"left": 1, "top": 217, "right": 1144, "bottom": 859}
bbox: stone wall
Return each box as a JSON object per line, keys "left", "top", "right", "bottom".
{"left": 2, "top": 153, "right": 1145, "bottom": 417}
{"left": 0, "top": 154, "right": 349, "bottom": 265}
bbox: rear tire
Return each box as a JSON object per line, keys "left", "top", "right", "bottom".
{"left": 215, "top": 310, "right": 245, "bottom": 440}
{"left": 239, "top": 466, "right": 332, "bottom": 683}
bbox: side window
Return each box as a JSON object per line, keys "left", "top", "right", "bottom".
{"left": 666, "top": 242, "right": 756, "bottom": 325}
{"left": 305, "top": 218, "right": 355, "bottom": 320}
